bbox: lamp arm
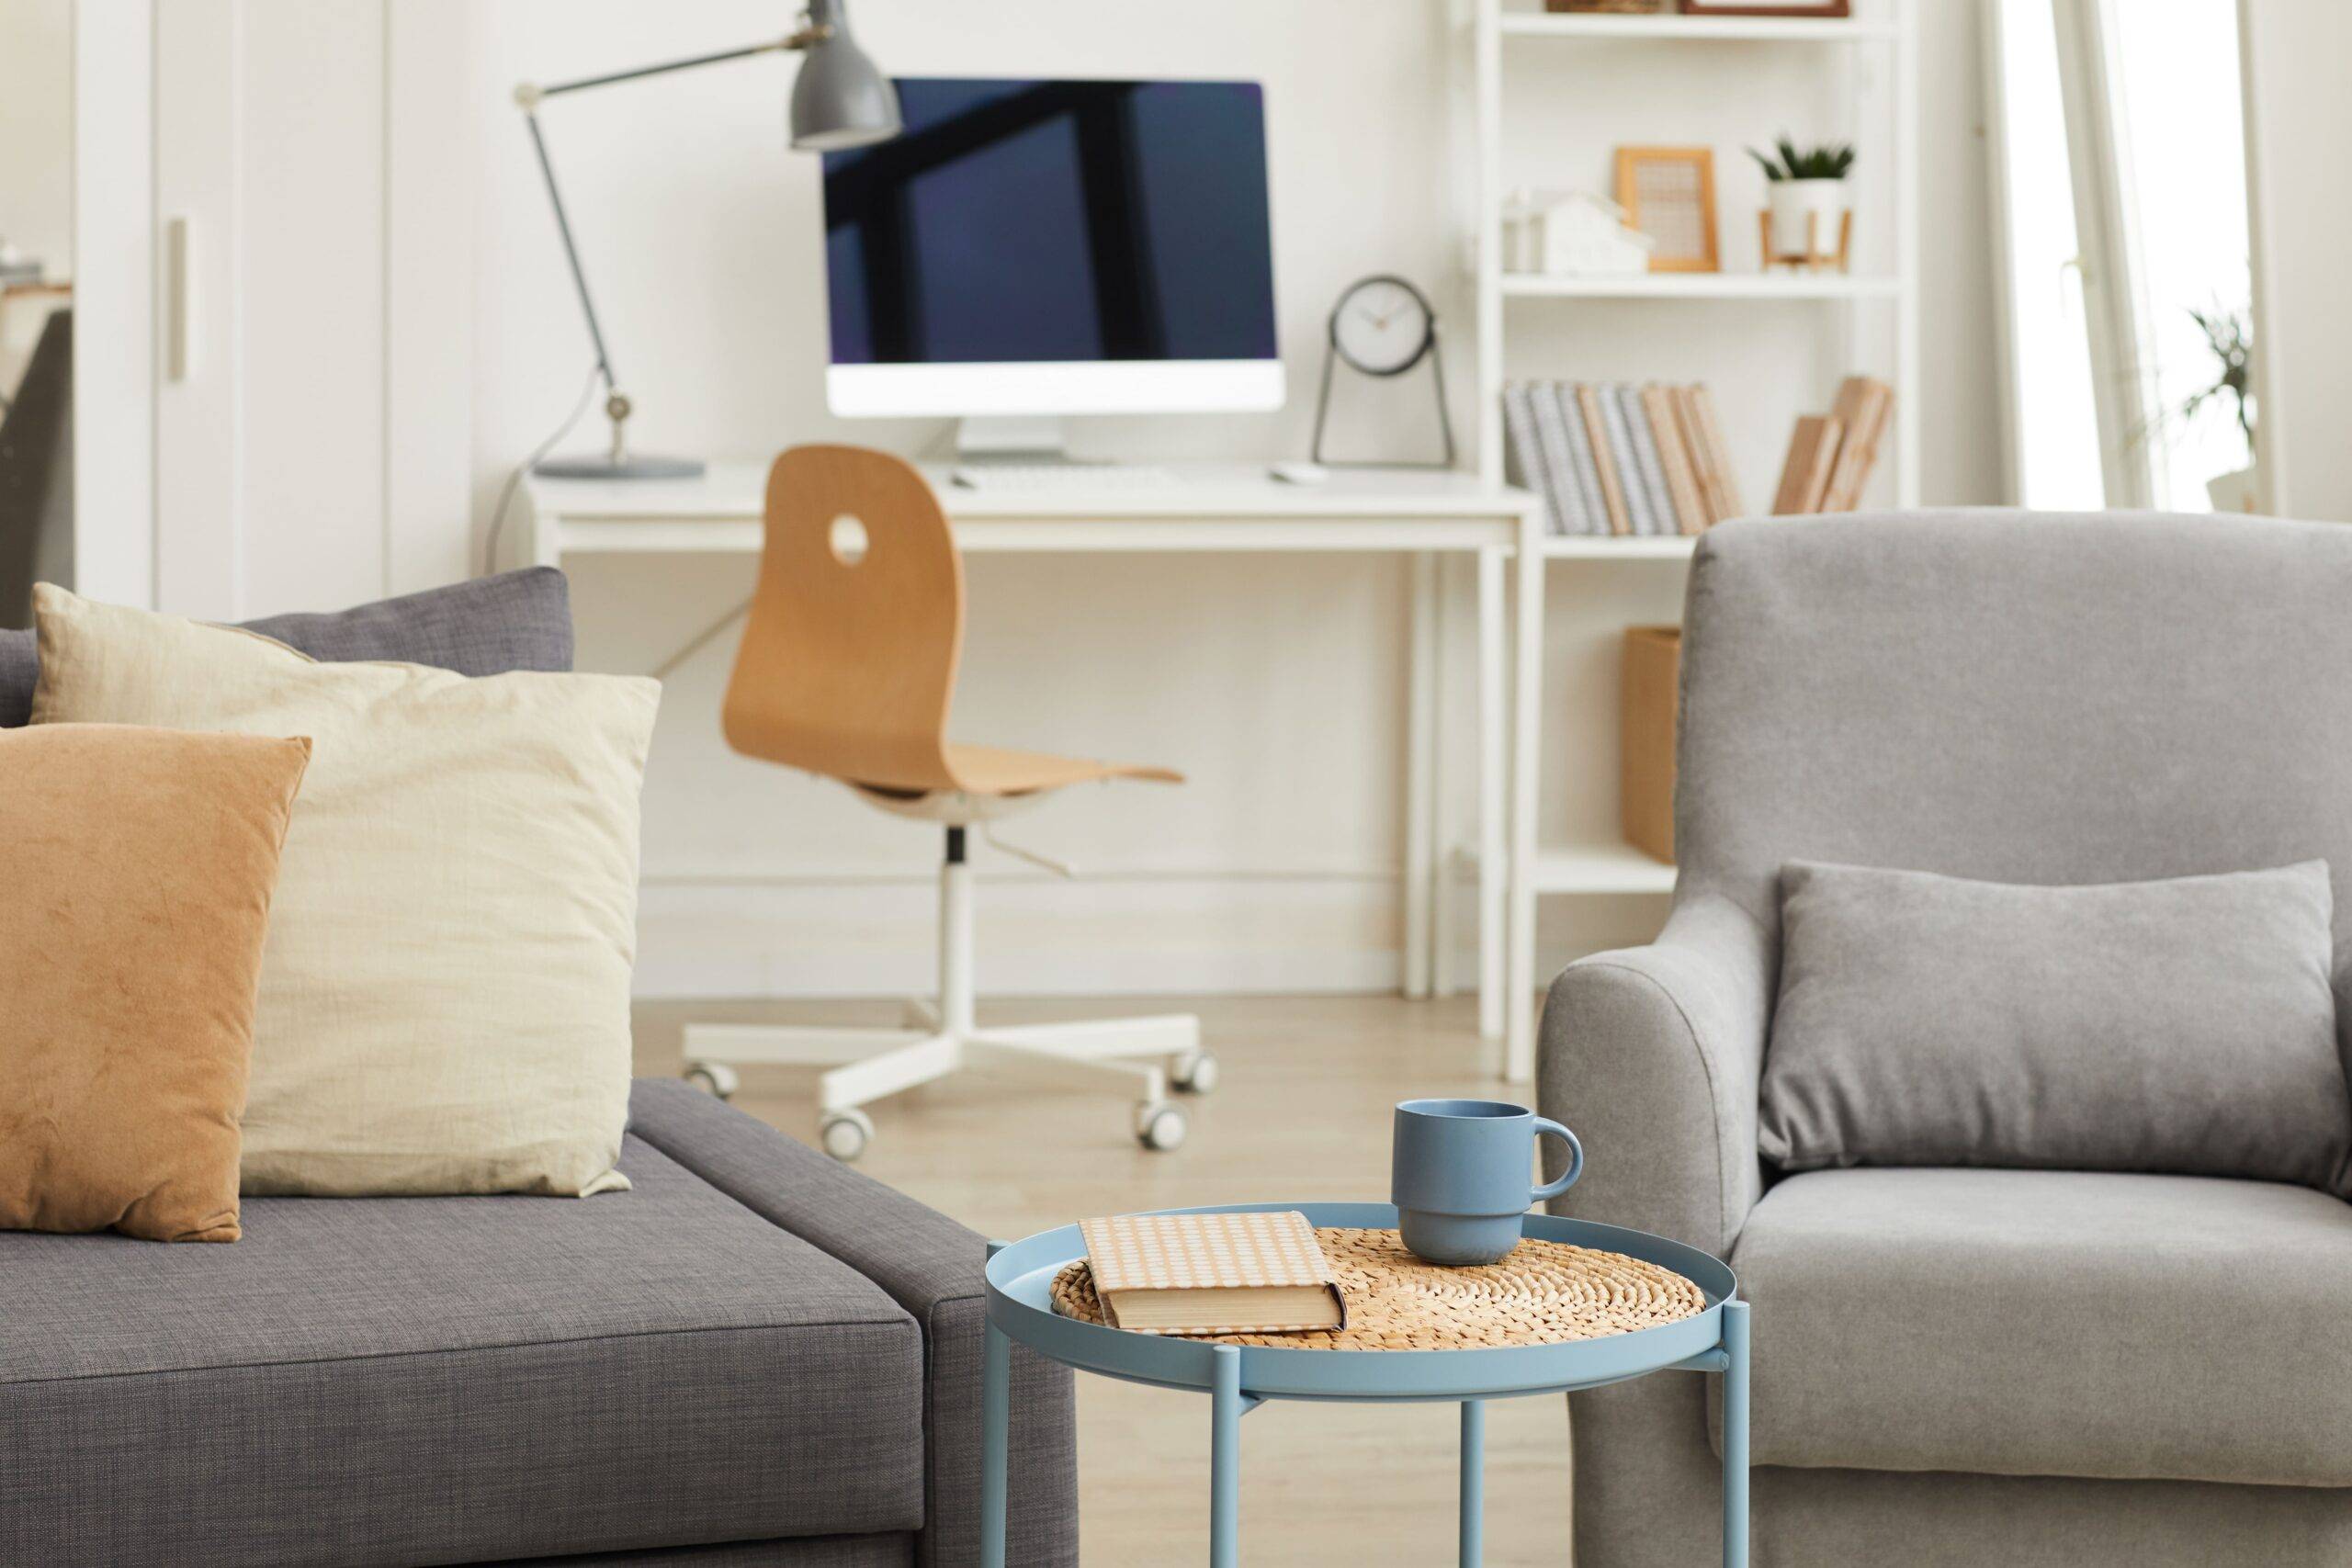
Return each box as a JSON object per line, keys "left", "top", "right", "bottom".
{"left": 520, "top": 109, "right": 620, "bottom": 400}
{"left": 510, "top": 13, "right": 841, "bottom": 468}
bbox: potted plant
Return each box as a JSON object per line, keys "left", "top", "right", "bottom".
{"left": 2181, "top": 303, "right": 2257, "bottom": 511}
{"left": 1749, "top": 136, "right": 1854, "bottom": 265}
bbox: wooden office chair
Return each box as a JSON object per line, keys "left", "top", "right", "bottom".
{"left": 682, "top": 446, "right": 1215, "bottom": 1160}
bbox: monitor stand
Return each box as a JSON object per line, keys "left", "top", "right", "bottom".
{"left": 955, "top": 415, "right": 1070, "bottom": 465}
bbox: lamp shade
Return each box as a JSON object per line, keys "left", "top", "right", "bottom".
{"left": 790, "top": 1, "right": 900, "bottom": 152}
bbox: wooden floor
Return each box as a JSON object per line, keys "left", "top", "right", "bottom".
{"left": 632, "top": 993, "right": 1577, "bottom": 1567}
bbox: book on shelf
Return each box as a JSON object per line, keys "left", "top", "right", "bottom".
{"left": 1078, "top": 1210, "right": 1347, "bottom": 1336}
{"left": 1499, "top": 380, "right": 1757, "bottom": 537}
{"left": 1540, "top": 382, "right": 1611, "bottom": 536}
{"left": 1594, "top": 386, "right": 1660, "bottom": 535}
{"left": 1530, "top": 381, "right": 1596, "bottom": 535}
{"left": 1614, "top": 384, "right": 1676, "bottom": 537}
{"left": 1641, "top": 384, "right": 1711, "bottom": 536}
{"left": 1820, "top": 375, "right": 1894, "bottom": 511}
{"left": 1771, "top": 413, "right": 1844, "bottom": 514}
{"left": 1675, "top": 384, "right": 1745, "bottom": 524}
{"left": 1766, "top": 375, "right": 1894, "bottom": 514}
{"left": 1500, "top": 385, "right": 1560, "bottom": 533}
{"left": 1575, "top": 384, "right": 1634, "bottom": 536}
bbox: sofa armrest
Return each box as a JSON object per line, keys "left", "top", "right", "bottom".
{"left": 1536, "top": 894, "right": 1774, "bottom": 1258}
{"left": 627, "top": 1079, "right": 1077, "bottom": 1568}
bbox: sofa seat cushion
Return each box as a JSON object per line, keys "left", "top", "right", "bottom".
{"left": 0, "top": 1134, "right": 924, "bottom": 1568}
{"left": 1727, "top": 1167, "right": 2352, "bottom": 1487}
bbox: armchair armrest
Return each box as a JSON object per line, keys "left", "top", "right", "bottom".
{"left": 628, "top": 1079, "right": 1076, "bottom": 1568}
{"left": 1536, "top": 894, "right": 1774, "bottom": 1258}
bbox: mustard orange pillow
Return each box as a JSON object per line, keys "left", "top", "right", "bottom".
{"left": 0, "top": 723, "right": 311, "bottom": 1242}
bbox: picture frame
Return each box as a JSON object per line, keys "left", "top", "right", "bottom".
{"left": 1678, "top": 0, "right": 1852, "bottom": 17}
{"left": 1613, "top": 147, "right": 1720, "bottom": 273}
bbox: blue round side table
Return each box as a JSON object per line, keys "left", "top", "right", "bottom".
{"left": 980, "top": 1201, "right": 1748, "bottom": 1568}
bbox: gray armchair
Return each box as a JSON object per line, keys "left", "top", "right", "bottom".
{"left": 1542, "top": 512, "right": 2352, "bottom": 1567}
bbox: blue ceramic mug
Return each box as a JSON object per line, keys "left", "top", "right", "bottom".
{"left": 1390, "top": 1098, "right": 1585, "bottom": 1266}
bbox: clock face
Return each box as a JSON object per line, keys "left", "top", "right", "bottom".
{"left": 1331, "top": 276, "right": 1434, "bottom": 377}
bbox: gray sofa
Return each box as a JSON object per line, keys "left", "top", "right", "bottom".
{"left": 0, "top": 570, "right": 1076, "bottom": 1567}
{"left": 1541, "top": 512, "right": 2352, "bottom": 1567}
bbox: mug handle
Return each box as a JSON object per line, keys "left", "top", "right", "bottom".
{"left": 1529, "top": 1118, "right": 1585, "bottom": 1203}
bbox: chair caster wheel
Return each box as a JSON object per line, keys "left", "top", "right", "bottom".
{"left": 1135, "top": 1100, "right": 1188, "bottom": 1152}
{"left": 820, "top": 1109, "right": 874, "bottom": 1162}
{"left": 684, "top": 1061, "right": 739, "bottom": 1100}
{"left": 1170, "top": 1048, "right": 1220, "bottom": 1095}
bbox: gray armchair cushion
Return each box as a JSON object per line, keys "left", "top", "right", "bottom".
{"left": 0, "top": 1127, "right": 924, "bottom": 1567}
{"left": 1761, "top": 859, "right": 2352, "bottom": 1194}
{"left": 0, "top": 567, "right": 573, "bottom": 726}
{"left": 1721, "top": 1165, "right": 2352, "bottom": 1488}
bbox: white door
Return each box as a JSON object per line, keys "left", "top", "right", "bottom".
{"left": 82, "top": 0, "right": 476, "bottom": 622}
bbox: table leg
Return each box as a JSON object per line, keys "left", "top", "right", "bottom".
{"left": 980, "top": 1299, "right": 1011, "bottom": 1567}
{"left": 1459, "top": 1398, "right": 1487, "bottom": 1566}
{"left": 1210, "top": 1344, "right": 1242, "bottom": 1566}
{"left": 1723, "top": 1299, "right": 1751, "bottom": 1568}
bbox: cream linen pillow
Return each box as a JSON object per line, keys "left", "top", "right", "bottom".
{"left": 31, "top": 584, "right": 660, "bottom": 1198}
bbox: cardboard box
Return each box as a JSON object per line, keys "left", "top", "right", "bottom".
{"left": 1621, "top": 626, "right": 1680, "bottom": 864}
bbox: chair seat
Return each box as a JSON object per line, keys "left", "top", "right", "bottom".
{"left": 943, "top": 741, "right": 1182, "bottom": 795}
{"left": 1727, "top": 1166, "right": 2352, "bottom": 1488}
{"left": 0, "top": 1136, "right": 925, "bottom": 1567}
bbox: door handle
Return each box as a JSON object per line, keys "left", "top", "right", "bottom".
{"left": 165, "top": 216, "right": 193, "bottom": 381}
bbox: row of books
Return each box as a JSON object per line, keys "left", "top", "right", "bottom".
{"left": 1501, "top": 380, "right": 1745, "bottom": 537}
{"left": 1770, "top": 376, "right": 1896, "bottom": 515}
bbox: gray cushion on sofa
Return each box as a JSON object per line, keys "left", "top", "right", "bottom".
{"left": 0, "top": 1133, "right": 925, "bottom": 1567}
{"left": 1720, "top": 1166, "right": 2352, "bottom": 1487}
{"left": 0, "top": 566, "right": 573, "bottom": 726}
{"left": 1760, "top": 859, "right": 2352, "bottom": 1194}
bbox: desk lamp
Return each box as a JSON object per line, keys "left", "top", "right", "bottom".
{"left": 516, "top": 1, "right": 899, "bottom": 479}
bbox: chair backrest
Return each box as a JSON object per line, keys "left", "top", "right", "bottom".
{"left": 721, "top": 446, "right": 965, "bottom": 791}
{"left": 1675, "top": 509, "right": 2352, "bottom": 999}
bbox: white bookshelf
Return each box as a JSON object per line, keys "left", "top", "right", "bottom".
{"left": 1458, "top": 2, "right": 1918, "bottom": 1068}
{"left": 1501, "top": 271, "right": 1900, "bottom": 300}
{"left": 1497, "top": 12, "right": 1898, "bottom": 42}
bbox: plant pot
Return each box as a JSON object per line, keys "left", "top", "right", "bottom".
{"left": 1768, "top": 179, "right": 1848, "bottom": 260}
{"left": 2207, "top": 464, "right": 2259, "bottom": 513}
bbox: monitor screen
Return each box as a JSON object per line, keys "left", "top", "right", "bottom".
{"left": 820, "top": 78, "right": 1277, "bottom": 370}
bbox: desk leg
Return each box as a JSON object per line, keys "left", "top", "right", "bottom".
{"left": 1505, "top": 513, "right": 1546, "bottom": 1082}
{"left": 1459, "top": 1398, "right": 1487, "bottom": 1566}
{"left": 980, "top": 1306, "right": 1011, "bottom": 1567}
{"left": 1404, "top": 552, "right": 1439, "bottom": 1000}
{"left": 1723, "top": 1299, "right": 1751, "bottom": 1568}
{"left": 1476, "top": 547, "right": 1507, "bottom": 1050}
{"left": 1210, "top": 1345, "right": 1242, "bottom": 1566}
{"left": 1431, "top": 554, "right": 1461, "bottom": 1001}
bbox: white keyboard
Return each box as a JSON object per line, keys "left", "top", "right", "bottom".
{"left": 949, "top": 463, "right": 1179, "bottom": 491}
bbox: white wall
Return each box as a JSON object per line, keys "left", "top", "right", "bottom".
{"left": 2242, "top": 0, "right": 2352, "bottom": 522}
{"left": 102, "top": 0, "right": 2007, "bottom": 1000}
{"left": 460, "top": 0, "right": 2006, "bottom": 999}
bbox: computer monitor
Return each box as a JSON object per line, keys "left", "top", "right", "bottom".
{"left": 820, "top": 78, "right": 1283, "bottom": 428}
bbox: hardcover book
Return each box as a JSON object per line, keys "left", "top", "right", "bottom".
{"left": 1079, "top": 1210, "right": 1347, "bottom": 1336}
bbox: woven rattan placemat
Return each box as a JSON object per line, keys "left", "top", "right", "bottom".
{"left": 1049, "top": 1225, "right": 1705, "bottom": 1348}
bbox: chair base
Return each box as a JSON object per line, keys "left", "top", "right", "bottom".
{"left": 683, "top": 1011, "right": 1211, "bottom": 1160}
{"left": 681, "top": 822, "right": 1212, "bottom": 1160}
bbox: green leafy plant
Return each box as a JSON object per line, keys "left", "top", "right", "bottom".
{"left": 2177, "top": 301, "right": 2254, "bottom": 445}
{"left": 1747, "top": 135, "right": 1856, "bottom": 183}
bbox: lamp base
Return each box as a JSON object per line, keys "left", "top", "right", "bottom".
{"left": 533, "top": 453, "right": 706, "bottom": 480}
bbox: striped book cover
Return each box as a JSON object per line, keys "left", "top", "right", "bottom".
{"left": 1078, "top": 1210, "right": 1347, "bottom": 1336}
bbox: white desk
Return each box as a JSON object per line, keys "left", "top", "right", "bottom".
{"left": 525, "top": 460, "right": 1547, "bottom": 1070}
